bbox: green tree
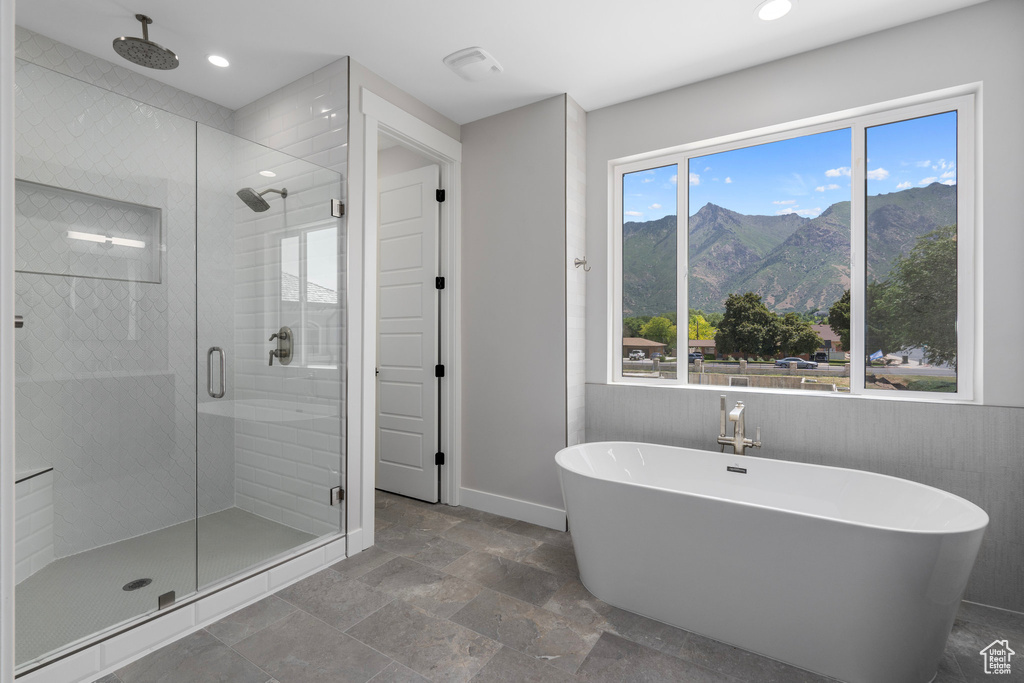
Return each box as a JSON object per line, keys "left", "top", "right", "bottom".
{"left": 828, "top": 289, "right": 850, "bottom": 352}
{"left": 639, "top": 316, "right": 677, "bottom": 352}
{"left": 714, "top": 293, "right": 780, "bottom": 359}
{"left": 622, "top": 315, "right": 651, "bottom": 338}
{"left": 865, "top": 280, "right": 902, "bottom": 358}
{"left": 688, "top": 314, "right": 717, "bottom": 341}
{"left": 777, "top": 313, "right": 823, "bottom": 357}
{"left": 882, "top": 224, "right": 958, "bottom": 368}
{"left": 705, "top": 311, "right": 725, "bottom": 328}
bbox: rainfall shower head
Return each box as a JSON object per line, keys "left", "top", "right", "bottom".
{"left": 237, "top": 187, "right": 288, "bottom": 212}
{"left": 113, "top": 15, "right": 179, "bottom": 70}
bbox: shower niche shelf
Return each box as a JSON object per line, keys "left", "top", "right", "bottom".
{"left": 14, "top": 179, "right": 162, "bottom": 283}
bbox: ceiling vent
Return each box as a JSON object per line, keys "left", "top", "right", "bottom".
{"left": 443, "top": 47, "right": 503, "bottom": 82}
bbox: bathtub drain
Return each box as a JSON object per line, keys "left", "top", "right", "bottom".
{"left": 122, "top": 578, "right": 152, "bottom": 591}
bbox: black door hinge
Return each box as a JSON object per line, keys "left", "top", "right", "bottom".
{"left": 435, "top": 276, "right": 445, "bottom": 290}
{"left": 435, "top": 364, "right": 445, "bottom": 378}
{"left": 435, "top": 452, "right": 445, "bottom": 466}
{"left": 436, "top": 189, "right": 446, "bottom": 203}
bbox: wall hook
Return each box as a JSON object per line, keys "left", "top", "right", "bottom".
{"left": 574, "top": 257, "right": 591, "bottom": 272}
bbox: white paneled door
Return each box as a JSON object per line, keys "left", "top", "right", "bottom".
{"left": 376, "top": 165, "right": 440, "bottom": 502}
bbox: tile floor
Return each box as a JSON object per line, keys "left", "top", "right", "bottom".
{"left": 89, "top": 490, "right": 1023, "bottom": 683}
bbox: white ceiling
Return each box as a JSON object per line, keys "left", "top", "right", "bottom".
{"left": 16, "top": 0, "right": 990, "bottom": 125}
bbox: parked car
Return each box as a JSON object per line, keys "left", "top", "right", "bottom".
{"left": 688, "top": 352, "right": 704, "bottom": 363}
{"left": 775, "top": 357, "right": 818, "bottom": 369}
{"left": 813, "top": 352, "right": 829, "bottom": 362}
{"left": 651, "top": 352, "right": 663, "bottom": 360}
{"left": 629, "top": 350, "right": 645, "bottom": 360}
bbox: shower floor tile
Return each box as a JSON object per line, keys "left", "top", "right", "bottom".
{"left": 16, "top": 507, "right": 315, "bottom": 666}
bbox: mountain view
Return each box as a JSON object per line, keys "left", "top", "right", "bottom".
{"left": 623, "top": 182, "right": 956, "bottom": 317}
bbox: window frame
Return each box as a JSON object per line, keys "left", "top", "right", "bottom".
{"left": 610, "top": 90, "right": 976, "bottom": 401}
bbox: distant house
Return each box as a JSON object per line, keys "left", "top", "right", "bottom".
{"left": 811, "top": 324, "right": 844, "bottom": 353}
{"left": 622, "top": 337, "right": 667, "bottom": 358}
{"left": 689, "top": 339, "right": 717, "bottom": 356}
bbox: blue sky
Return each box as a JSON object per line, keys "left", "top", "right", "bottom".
{"left": 622, "top": 111, "right": 956, "bottom": 222}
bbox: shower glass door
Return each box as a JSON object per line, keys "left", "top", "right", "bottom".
{"left": 196, "top": 126, "right": 344, "bottom": 590}
{"left": 13, "top": 59, "right": 199, "bottom": 667}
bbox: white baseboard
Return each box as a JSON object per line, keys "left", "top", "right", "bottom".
{"left": 458, "top": 487, "right": 566, "bottom": 531}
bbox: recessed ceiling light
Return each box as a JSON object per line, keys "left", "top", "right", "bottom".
{"left": 259, "top": 170, "right": 276, "bottom": 178}
{"left": 207, "top": 55, "right": 229, "bottom": 68}
{"left": 756, "top": 0, "right": 793, "bottom": 21}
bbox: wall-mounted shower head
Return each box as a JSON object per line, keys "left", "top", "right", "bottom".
{"left": 113, "top": 15, "right": 179, "bottom": 70}
{"left": 237, "top": 187, "right": 288, "bottom": 212}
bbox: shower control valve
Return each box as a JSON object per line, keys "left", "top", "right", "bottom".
{"left": 268, "top": 326, "right": 293, "bottom": 366}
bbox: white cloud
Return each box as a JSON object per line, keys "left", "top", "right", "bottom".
{"left": 814, "top": 184, "right": 841, "bottom": 192}
{"left": 703, "top": 166, "right": 711, "bottom": 172}
{"left": 773, "top": 199, "right": 797, "bottom": 205}
{"left": 940, "top": 170, "right": 956, "bottom": 179}
{"left": 624, "top": 210, "right": 643, "bottom": 218}
{"left": 916, "top": 160, "right": 932, "bottom": 168}
{"left": 867, "top": 168, "right": 889, "bottom": 180}
{"left": 942, "top": 180, "right": 957, "bottom": 186}
{"left": 641, "top": 177, "right": 654, "bottom": 183}
{"left": 825, "top": 167, "right": 851, "bottom": 178}
{"left": 724, "top": 177, "right": 732, "bottom": 184}
{"left": 688, "top": 172, "right": 700, "bottom": 185}
{"left": 776, "top": 207, "right": 822, "bottom": 217}
{"left": 649, "top": 203, "right": 662, "bottom": 209}
{"left": 670, "top": 174, "right": 678, "bottom": 185}
{"left": 919, "top": 176, "right": 938, "bottom": 185}
{"left": 896, "top": 181, "right": 912, "bottom": 189}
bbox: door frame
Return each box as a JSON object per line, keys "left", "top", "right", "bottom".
{"left": 358, "top": 88, "right": 462, "bottom": 530}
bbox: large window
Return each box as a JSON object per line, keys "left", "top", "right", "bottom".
{"left": 614, "top": 94, "right": 974, "bottom": 399}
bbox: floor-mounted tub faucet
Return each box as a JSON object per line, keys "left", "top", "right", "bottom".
{"left": 717, "top": 395, "right": 761, "bottom": 455}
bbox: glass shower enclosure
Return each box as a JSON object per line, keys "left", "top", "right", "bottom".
{"left": 12, "top": 59, "right": 345, "bottom": 669}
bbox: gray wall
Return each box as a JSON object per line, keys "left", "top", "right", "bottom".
{"left": 461, "top": 95, "right": 567, "bottom": 512}
{"left": 583, "top": 0, "right": 1024, "bottom": 611}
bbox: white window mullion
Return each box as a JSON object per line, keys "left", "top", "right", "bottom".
{"left": 678, "top": 155, "right": 689, "bottom": 386}
{"left": 849, "top": 124, "right": 866, "bottom": 394}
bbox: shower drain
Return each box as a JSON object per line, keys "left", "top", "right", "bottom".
{"left": 122, "top": 578, "right": 152, "bottom": 591}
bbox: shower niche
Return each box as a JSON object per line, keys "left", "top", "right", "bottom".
{"left": 12, "top": 57, "right": 346, "bottom": 671}
{"left": 15, "top": 179, "right": 162, "bottom": 283}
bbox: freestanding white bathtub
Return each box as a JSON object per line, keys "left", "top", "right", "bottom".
{"left": 556, "top": 441, "right": 988, "bottom": 683}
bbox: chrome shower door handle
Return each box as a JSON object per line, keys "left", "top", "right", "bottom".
{"left": 207, "top": 347, "right": 226, "bottom": 398}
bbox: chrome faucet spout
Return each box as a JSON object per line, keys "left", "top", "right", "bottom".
{"left": 716, "top": 397, "right": 761, "bottom": 455}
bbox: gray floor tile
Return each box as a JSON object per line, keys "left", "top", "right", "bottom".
{"left": 277, "top": 568, "right": 392, "bottom": 631}
{"left": 117, "top": 629, "right": 269, "bottom": 683}
{"left": 543, "top": 579, "right": 690, "bottom": 655}
{"left": 375, "top": 524, "right": 473, "bottom": 569}
{"left": 944, "top": 619, "right": 1024, "bottom": 682}
{"left": 91, "top": 675, "right": 122, "bottom": 683}
{"left": 507, "top": 520, "right": 574, "bottom": 550}
{"left": 577, "top": 632, "right": 736, "bottom": 683}
{"left": 331, "top": 546, "right": 396, "bottom": 582}
{"left": 470, "top": 646, "right": 579, "bottom": 683}
{"left": 358, "top": 556, "right": 483, "bottom": 618}
{"left": 375, "top": 517, "right": 395, "bottom": 533}
{"left": 207, "top": 595, "right": 297, "bottom": 646}
{"left": 347, "top": 600, "right": 501, "bottom": 683}
{"left": 521, "top": 543, "right": 579, "bottom": 579}
{"left": 233, "top": 610, "right": 393, "bottom": 683}
{"left": 446, "top": 550, "right": 566, "bottom": 606}
{"left": 376, "top": 499, "right": 462, "bottom": 533}
{"left": 440, "top": 520, "right": 543, "bottom": 562}
{"left": 440, "top": 505, "right": 518, "bottom": 530}
{"left": 676, "top": 630, "right": 830, "bottom": 683}
{"left": 451, "top": 588, "right": 600, "bottom": 674}
{"left": 368, "top": 661, "right": 432, "bottom": 683}
{"left": 958, "top": 601, "right": 1024, "bottom": 636}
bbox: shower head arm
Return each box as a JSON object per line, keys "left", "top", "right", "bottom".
{"left": 136, "top": 14, "right": 152, "bottom": 41}
{"left": 259, "top": 188, "right": 288, "bottom": 199}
